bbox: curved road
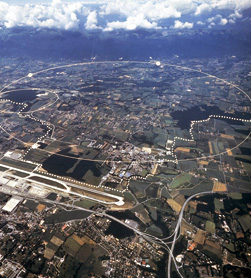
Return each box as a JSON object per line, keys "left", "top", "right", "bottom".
{"left": 167, "top": 191, "right": 214, "bottom": 278}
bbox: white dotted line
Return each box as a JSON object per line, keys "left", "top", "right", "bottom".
{"left": 34, "top": 168, "right": 122, "bottom": 193}
{"left": 170, "top": 114, "right": 251, "bottom": 165}
{"left": 2, "top": 63, "right": 250, "bottom": 196}
{"left": 1, "top": 98, "right": 27, "bottom": 110}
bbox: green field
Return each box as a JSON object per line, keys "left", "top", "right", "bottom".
{"left": 169, "top": 173, "right": 193, "bottom": 189}
{"left": 214, "top": 198, "right": 224, "bottom": 212}
{"left": 205, "top": 221, "right": 216, "bottom": 233}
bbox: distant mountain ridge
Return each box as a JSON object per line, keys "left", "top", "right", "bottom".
{"left": 0, "top": 26, "right": 251, "bottom": 61}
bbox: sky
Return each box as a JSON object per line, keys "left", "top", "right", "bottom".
{"left": 0, "top": 0, "right": 250, "bottom": 31}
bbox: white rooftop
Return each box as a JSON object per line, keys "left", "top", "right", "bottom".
{"left": 2, "top": 196, "right": 23, "bottom": 213}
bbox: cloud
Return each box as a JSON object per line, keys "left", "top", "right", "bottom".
{"left": 104, "top": 14, "right": 159, "bottom": 31}
{"left": 0, "top": 0, "right": 87, "bottom": 30}
{"left": 207, "top": 16, "right": 216, "bottom": 23}
{"left": 236, "top": 0, "right": 251, "bottom": 10}
{"left": 213, "top": 0, "right": 251, "bottom": 11}
{"left": 207, "top": 14, "right": 229, "bottom": 26}
{"left": 101, "top": 1, "right": 182, "bottom": 21}
{"left": 228, "top": 10, "right": 243, "bottom": 19}
{"left": 197, "top": 21, "right": 205, "bottom": 25}
{"left": 219, "top": 17, "right": 228, "bottom": 25}
{"left": 195, "top": 3, "right": 212, "bottom": 16}
{"left": 0, "top": 0, "right": 250, "bottom": 31}
{"left": 100, "top": 0, "right": 251, "bottom": 21}
{"left": 85, "top": 10, "right": 99, "bottom": 30}
{"left": 171, "top": 20, "right": 193, "bottom": 29}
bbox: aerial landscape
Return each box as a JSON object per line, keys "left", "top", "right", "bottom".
{"left": 0, "top": 0, "right": 251, "bottom": 277}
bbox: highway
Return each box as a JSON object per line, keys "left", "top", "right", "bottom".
{"left": 0, "top": 60, "right": 250, "bottom": 276}
{"left": 0, "top": 169, "right": 218, "bottom": 278}
{"left": 167, "top": 191, "right": 213, "bottom": 278}
{"left": 0, "top": 182, "right": 167, "bottom": 247}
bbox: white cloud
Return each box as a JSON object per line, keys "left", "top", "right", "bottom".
{"left": 0, "top": 0, "right": 250, "bottom": 31}
{"left": 0, "top": 0, "right": 87, "bottom": 30}
{"left": 171, "top": 20, "right": 193, "bottom": 29}
{"left": 207, "top": 14, "right": 229, "bottom": 26}
{"left": 101, "top": 1, "right": 182, "bottom": 21}
{"left": 143, "top": 4, "right": 181, "bottom": 21}
{"left": 197, "top": 21, "right": 205, "bottom": 25}
{"left": 236, "top": 0, "right": 251, "bottom": 10}
{"left": 104, "top": 14, "right": 159, "bottom": 31}
{"left": 101, "top": 0, "right": 251, "bottom": 21}
{"left": 213, "top": 0, "right": 251, "bottom": 11}
{"left": 229, "top": 10, "right": 243, "bottom": 19}
{"left": 195, "top": 3, "right": 212, "bottom": 15}
{"left": 213, "top": 0, "right": 236, "bottom": 10}
{"left": 219, "top": 17, "right": 228, "bottom": 25}
{"left": 85, "top": 10, "right": 99, "bottom": 30}
{"left": 207, "top": 16, "right": 215, "bottom": 23}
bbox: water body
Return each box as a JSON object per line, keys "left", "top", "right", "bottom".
{"left": 171, "top": 105, "right": 249, "bottom": 130}
{"left": 1, "top": 90, "right": 38, "bottom": 102}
